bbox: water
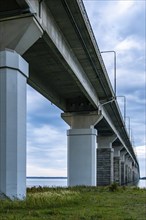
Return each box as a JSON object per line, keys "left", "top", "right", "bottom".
{"left": 137, "top": 179, "right": 146, "bottom": 188}
{"left": 27, "top": 177, "right": 67, "bottom": 188}
{"left": 27, "top": 177, "right": 146, "bottom": 188}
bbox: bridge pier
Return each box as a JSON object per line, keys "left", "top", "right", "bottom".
{"left": 132, "top": 163, "right": 139, "bottom": 182}
{"left": 125, "top": 154, "right": 133, "bottom": 184}
{"left": 0, "top": 50, "right": 28, "bottom": 199}
{"left": 97, "top": 135, "right": 117, "bottom": 186}
{"left": 62, "top": 112, "right": 102, "bottom": 186}
{"left": 113, "top": 146, "right": 123, "bottom": 185}
{"left": 128, "top": 158, "right": 133, "bottom": 183}
{"left": 120, "top": 149, "right": 127, "bottom": 185}
{"left": 121, "top": 161, "right": 125, "bottom": 185}
{"left": 67, "top": 128, "right": 97, "bottom": 186}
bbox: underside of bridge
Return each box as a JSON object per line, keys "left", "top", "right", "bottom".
{"left": 0, "top": 0, "right": 139, "bottom": 199}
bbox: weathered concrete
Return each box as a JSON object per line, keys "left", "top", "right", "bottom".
{"left": 124, "top": 154, "right": 134, "bottom": 184}
{"left": 114, "top": 157, "right": 121, "bottom": 184}
{"left": 97, "top": 135, "right": 117, "bottom": 186}
{"left": 132, "top": 163, "right": 139, "bottom": 182}
{"left": 0, "top": 16, "right": 43, "bottom": 55}
{"left": 120, "top": 149, "right": 127, "bottom": 185}
{"left": 62, "top": 111, "right": 102, "bottom": 186}
{"left": 0, "top": 50, "right": 28, "bottom": 199}
{"left": 121, "top": 161, "right": 125, "bottom": 185}
{"left": 113, "top": 146, "right": 123, "bottom": 185}
{"left": 67, "top": 128, "right": 97, "bottom": 186}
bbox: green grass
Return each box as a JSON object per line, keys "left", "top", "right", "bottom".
{"left": 0, "top": 185, "right": 146, "bottom": 220}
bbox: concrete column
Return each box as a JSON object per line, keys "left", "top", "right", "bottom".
{"left": 121, "top": 161, "right": 125, "bottom": 185}
{"left": 113, "top": 146, "right": 123, "bottom": 185}
{"left": 0, "top": 50, "right": 28, "bottom": 199}
{"left": 125, "top": 155, "right": 133, "bottom": 184}
{"left": 128, "top": 158, "right": 132, "bottom": 183}
{"left": 120, "top": 149, "right": 127, "bottom": 185}
{"left": 125, "top": 154, "right": 131, "bottom": 184}
{"left": 62, "top": 111, "right": 102, "bottom": 186}
{"left": 67, "top": 128, "right": 97, "bottom": 186}
{"left": 133, "top": 164, "right": 139, "bottom": 182}
{"left": 97, "top": 135, "right": 117, "bottom": 186}
{"left": 132, "top": 162, "right": 136, "bottom": 182}
{"left": 132, "top": 163, "right": 134, "bottom": 182}
{"left": 125, "top": 164, "right": 128, "bottom": 184}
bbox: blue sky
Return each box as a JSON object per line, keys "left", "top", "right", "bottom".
{"left": 26, "top": 0, "right": 146, "bottom": 177}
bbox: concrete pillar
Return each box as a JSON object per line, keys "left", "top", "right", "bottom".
{"left": 125, "top": 164, "right": 128, "bottom": 184}
{"left": 97, "top": 135, "right": 117, "bottom": 186}
{"left": 125, "top": 154, "right": 132, "bottom": 184}
{"left": 120, "top": 149, "right": 127, "bottom": 185}
{"left": 125, "top": 154, "right": 129, "bottom": 184}
{"left": 113, "top": 146, "right": 123, "bottom": 185}
{"left": 128, "top": 158, "right": 132, "bottom": 183}
{"left": 67, "top": 128, "right": 97, "bottom": 186}
{"left": 121, "top": 161, "right": 125, "bottom": 185}
{"left": 62, "top": 112, "right": 102, "bottom": 186}
{"left": 132, "top": 163, "right": 135, "bottom": 182}
{"left": 0, "top": 50, "right": 28, "bottom": 199}
{"left": 132, "top": 162, "right": 137, "bottom": 183}
{"left": 133, "top": 164, "right": 139, "bottom": 182}
{"left": 124, "top": 155, "right": 133, "bottom": 184}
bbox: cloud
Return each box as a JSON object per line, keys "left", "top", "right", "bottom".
{"left": 115, "top": 36, "right": 142, "bottom": 51}
{"left": 83, "top": 0, "right": 145, "bottom": 50}
{"left": 27, "top": 85, "right": 48, "bottom": 113}
{"left": 27, "top": 122, "right": 67, "bottom": 177}
{"left": 27, "top": 86, "right": 68, "bottom": 127}
{"left": 135, "top": 146, "right": 146, "bottom": 159}
{"left": 27, "top": 165, "right": 66, "bottom": 177}
{"left": 27, "top": 86, "right": 68, "bottom": 177}
{"left": 134, "top": 146, "right": 146, "bottom": 177}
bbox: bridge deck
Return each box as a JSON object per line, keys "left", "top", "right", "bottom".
{"left": 0, "top": 0, "right": 138, "bottom": 166}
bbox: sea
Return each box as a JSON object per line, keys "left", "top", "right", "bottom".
{"left": 26, "top": 177, "right": 146, "bottom": 189}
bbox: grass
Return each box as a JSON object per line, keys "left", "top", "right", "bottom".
{"left": 0, "top": 185, "right": 146, "bottom": 220}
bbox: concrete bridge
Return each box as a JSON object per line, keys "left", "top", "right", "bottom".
{"left": 0, "top": 0, "right": 139, "bottom": 199}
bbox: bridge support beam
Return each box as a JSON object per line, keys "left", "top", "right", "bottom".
{"left": 97, "top": 135, "right": 117, "bottom": 186}
{"left": 125, "top": 154, "right": 132, "bottom": 184}
{"left": 0, "top": 50, "right": 28, "bottom": 199}
{"left": 62, "top": 112, "right": 102, "bottom": 186}
{"left": 121, "top": 161, "right": 125, "bottom": 185}
{"left": 132, "top": 163, "right": 139, "bottom": 182}
{"left": 113, "top": 146, "right": 123, "bottom": 185}
{"left": 120, "top": 149, "right": 127, "bottom": 185}
{"left": 127, "top": 157, "right": 133, "bottom": 184}
{"left": 67, "top": 128, "right": 97, "bottom": 186}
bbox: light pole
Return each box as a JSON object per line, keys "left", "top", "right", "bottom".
{"left": 117, "top": 96, "right": 126, "bottom": 125}
{"left": 126, "top": 116, "right": 131, "bottom": 139}
{"left": 100, "top": 50, "right": 117, "bottom": 96}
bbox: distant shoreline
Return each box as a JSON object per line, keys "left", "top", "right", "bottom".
{"left": 27, "top": 177, "right": 67, "bottom": 179}
{"left": 140, "top": 177, "right": 146, "bottom": 180}
{"left": 27, "top": 176, "right": 146, "bottom": 180}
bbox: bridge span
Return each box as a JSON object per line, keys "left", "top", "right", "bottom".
{"left": 0, "top": 0, "right": 139, "bottom": 199}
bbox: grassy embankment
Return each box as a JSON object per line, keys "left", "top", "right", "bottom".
{"left": 0, "top": 185, "right": 146, "bottom": 220}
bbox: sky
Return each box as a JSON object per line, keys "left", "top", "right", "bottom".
{"left": 26, "top": 0, "right": 146, "bottom": 178}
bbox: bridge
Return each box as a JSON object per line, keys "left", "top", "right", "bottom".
{"left": 0, "top": 0, "right": 139, "bottom": 199}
